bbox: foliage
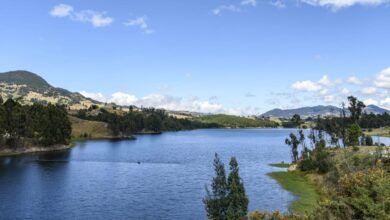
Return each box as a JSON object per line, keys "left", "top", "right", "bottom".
{"left": 204, "top": 154, "right": 249, "bottom": 220}
{"left": 285, "top": 133, "right": 300, "bottom": 163}
{"left": 347, "top": 123, "right": 362, "bottom": 146}
{"left": 76, "top": 107, "right": 219, "bottom": 136}
{"left": 204, "top": 153, "right": 229, "bottom": 220}
{"left": 348, "top": 96, "right": 366, "bottom": 124}
{"left": 0, "top": 98, "right": 71, "bottom": 148}
{"left": 226, "top": 157, "right": 249, "bottom": 220}
{"left": 337, "top": 167, "right": 390, "bottom": 219}
{"left": 291, "top": 114, "right": 303, "bottom": 128}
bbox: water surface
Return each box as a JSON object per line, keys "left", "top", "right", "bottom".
{"left": 0, "top": 129, "right": 304, "bottom": 220}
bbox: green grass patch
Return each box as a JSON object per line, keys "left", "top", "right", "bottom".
{"left": 268, "top": 171, "right": 320, "bottom": 215}
{"left": 0, "top": 151, "right": 20, "bottom": 157}
{"left": 269, "top": 163, "right": 290, "bottom": 168}
{"left": 69, "top": 116, "right": 114, "bottom": 139}
{"left": 195, "top": 114, "right": 278, "bottom": 128}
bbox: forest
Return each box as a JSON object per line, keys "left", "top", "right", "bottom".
{"left": 0, "top": 97, "right": 72, "bottom": 148}
{"left": 75, "top": 106, "right": 220, "bottom": 137}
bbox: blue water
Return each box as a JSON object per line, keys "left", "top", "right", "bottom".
{"left": 0, "top": 129, "right": 301, "bottom": 220}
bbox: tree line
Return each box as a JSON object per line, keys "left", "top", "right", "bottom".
{"left": 0, "top": 97, "right": 71, "bottom": 148}
{"left": 76, "top": 106, "right": 220, "bottom": 137}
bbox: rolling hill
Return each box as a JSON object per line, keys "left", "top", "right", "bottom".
{"left": 0, "top": 70, "right": 100, "bottom": 109}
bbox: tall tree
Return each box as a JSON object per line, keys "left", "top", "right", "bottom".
{"left": 348, "top": 96, "right": 366, "bottom": 123}
{"left": 204, "top": 153, "right": 229, "bottom": 220}
{"left": 285, "top": 133, "right": 300, "bottom": 163}
{"left": 226, "top": 157, "right": 248, "bottom": 220}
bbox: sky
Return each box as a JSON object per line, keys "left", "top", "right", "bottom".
{"left": 1, "top": 0, "right": 390, "bottom": 115}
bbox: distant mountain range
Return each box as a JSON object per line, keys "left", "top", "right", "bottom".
{"left": 261, "top": 105, "right": 390, "bottom": 118}
{"left": 0, "top": 70, "right": 100, "bottom": 109}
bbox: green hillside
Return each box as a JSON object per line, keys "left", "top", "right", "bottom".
{"left": 195, "top": 114, "right": 278, "bottom": 128}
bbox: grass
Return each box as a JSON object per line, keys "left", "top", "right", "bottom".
{"left": 268, "top": 171, "right": 320, "bottom": 215}
{"left": 0, "top": 151, "right": 20, "bottom": 157}
{"left": 195, "top": 114, "right": 278, "bottom": 128}
{"left": 269, "top": 163, "right": 290, "bottom": 168}
{"left": 69, "top": 116, "right": 114, "bottom": 139}
{"left": 364, "top": 127, "right": 390, "bottom": 137}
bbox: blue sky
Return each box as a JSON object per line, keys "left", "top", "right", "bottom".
{"left": 1, "top": 0, "right": 390, "bottom": 115}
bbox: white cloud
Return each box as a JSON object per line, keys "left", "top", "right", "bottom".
{"left": 291, "top": 80, "right": 322, "bottom": 92}
{"left": 49, "top": 4, "right": 113, "bottom": 27}
{"left": 324, "top": 95, "right": 335, "bottom": 103}
{"left": 241, "top": 0, "right": 257, "bottom": 7}
{"left": 50, "top": 4, "right": 73, "bottom": 17}
{"left": 110, "top": 92, "right": 139, "bottom": 105}
{"left": 341, "top": 88, "right": 350, "bottom": 95}
{"left": 318, "top": 75, "right": 333, "bottom": 87}
{"left": 213, "top": 5, "right": 241, "bottom": 15}
{"left": 80, "top": 91, "right": 227, "bottom": 114}
{"left": 374, "top": 67, "right": 390, "bottom": 89}
{"left": 291, "top": 75, "right": 339, "bottom": 93}
{"left": 74, "top": 10, "right": 114, "bottom": 27}
{"left": 213, "top": 0, "right": 259, "bottom": 15}
{"left": 380, "top": 97, "right": 390, "bottom": 109}
{"left": 79, "top": 91, "right": 107, "bottom": 102}
{"left": 347, "top": 76, "right": 362, "bottom": 85}
{"left": 124, "top": 16, "right": 154, "bottom": 34}
{"left": 364, "top": 98, "right": 378, "bottom": 106}
{"left": 300, "top": 0, "right": 389, "bottom": 9}
{"left": 270, "top": 0, "right": 287, "bottom": 8}
{"left": 361, "top": 87, "right": 377, "bottom": 95}
{"left": 319, "top": 89, "right": 328, "bottom": 95}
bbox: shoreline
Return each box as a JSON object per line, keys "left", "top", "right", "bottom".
{"left": 0, "top": 144, "right": 74, "bottom": 157}
{"left": 267, "top": 165, "right": 320, "bottom": 215}
{"left": 0, "top": 136, "right": 136, "bottom": 157}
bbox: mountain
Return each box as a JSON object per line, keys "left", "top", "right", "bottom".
{"left": 0, "top": 70, "right": 100, "bottom": 109}
{"left": 364, "top": 105, "right": 390, "bottom": 115}
{"left": 261, "top": 105, "right": 341, "bottom": 118}
{"left": 262, "top": 104, "right": 390, "bottom": 118}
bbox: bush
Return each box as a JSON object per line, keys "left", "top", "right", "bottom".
{"left": 365, "top": 136, "right": 374, "bottom": 146}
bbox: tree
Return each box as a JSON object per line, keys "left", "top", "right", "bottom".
{"left": 348, "top": 96, "right": 366, "bottom": 124}
{"left": 226, "top": 157, "right": 249, "bottom": 220}
{"left": 145, "top": 114, "right": 162, "bottom": 132}
{"left": 364, "top": 135, "right": 374, "bottom": 146}
{"left": 340, "top": 102, "right": 347, "bottom": 147}
{"left": 285, "top": 133, "right": 300, "bottom": 163}
{"left": 291, "top": 114, "right": 302, "bottom": 127}
{"left": 347, "top": 123, "right": 362, "bottom": 146}
{"left": 204, "top": 153, "right": 229, "bottom": 220}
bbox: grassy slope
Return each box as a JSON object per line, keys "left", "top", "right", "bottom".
{"left": 69, "top": 116, "right": 114, "bottom": 139}
{"left": 195, "top": 114, "right": 277, "bottom": 128}
{"left": 364, "top": 127, "right": 390, "bottom": 137}
{"left": 268, "top": 171, "right": 320, "bottom": 215}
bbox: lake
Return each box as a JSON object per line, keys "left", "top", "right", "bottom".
{"left": 0, "top": 128, "right": 348, "bottom": 219}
